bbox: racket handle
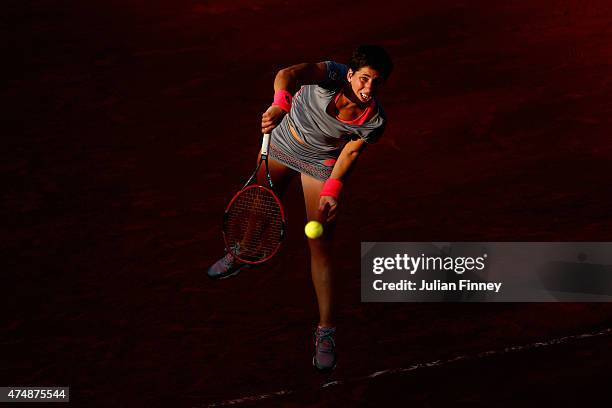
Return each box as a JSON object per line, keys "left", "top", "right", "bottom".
{"left": 261, "top": 133, "right": 271, "bottom": 156}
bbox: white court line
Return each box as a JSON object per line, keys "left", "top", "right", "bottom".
{"left": 203, "top": 327, "right": 612, "bottom": 407}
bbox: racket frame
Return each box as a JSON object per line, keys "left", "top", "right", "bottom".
{"left": 222, "top": 134, "right": 286, "bottom": 264}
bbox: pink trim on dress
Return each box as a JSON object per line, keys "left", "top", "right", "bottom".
{"left": 323, "top": 158, "right": 337, "bottom": 166}
{"left": 333, "top": 92, "right": 376, "bottom": 125}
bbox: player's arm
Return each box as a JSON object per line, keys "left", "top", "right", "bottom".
{"left": 274, "top": 62, "right": 328, "bottom": 94}
{"left": 262, "top": 62, "right": 328, "bottom": 134}
{"left": 319, "top": 138, "right": 368, "bottom": 222}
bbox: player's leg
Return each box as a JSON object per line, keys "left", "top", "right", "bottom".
{"left": 301, "top": 173, "right": 338, "bottom": 371}
{"left": 239, "top": 156, "right": 296, "bottom": 253}
{"left": 256, "top": 156, "right": 297, "bottom": 197}
{"left": 207, "top": 156, "right": 297, "bottom": 280}
{"left": 301, "top": 174, "right": 337, "bottom": 325}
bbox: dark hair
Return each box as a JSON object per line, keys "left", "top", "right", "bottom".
{"left": 348, "top": 45, "right": 393, "bottom": 80}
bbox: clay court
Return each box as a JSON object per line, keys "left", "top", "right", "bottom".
{"left": 3, "top": 0, "right": 612, "bottom": 406}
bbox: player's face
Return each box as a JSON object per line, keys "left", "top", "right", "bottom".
{"left": 347, "top": 66, "right": 385, "bottom": 104}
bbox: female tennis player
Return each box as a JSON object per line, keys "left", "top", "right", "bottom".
{"left": 208, "top": 45, "right": 393, "bottom": 372}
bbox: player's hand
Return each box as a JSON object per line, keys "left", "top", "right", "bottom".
{"left": 318, "top": 196, "right": 338, "bottom": 223}
{"left": 261, "top": 105, "right": 286, "bottom": 134}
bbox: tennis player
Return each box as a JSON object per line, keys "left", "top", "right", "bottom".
{"left": 208, "top": 45, "right": 393, "bottom": 371}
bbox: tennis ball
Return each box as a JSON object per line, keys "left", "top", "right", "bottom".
{"left": 304, "top": 221, "right": 324, "bottom": 239}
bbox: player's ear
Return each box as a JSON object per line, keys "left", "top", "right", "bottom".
{"left": 347, "top": 69, "right": 354, "bottom": 82}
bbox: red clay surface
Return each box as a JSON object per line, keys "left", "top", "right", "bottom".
{"left": 3, "top": 1, "right": 612, "bottom": 406}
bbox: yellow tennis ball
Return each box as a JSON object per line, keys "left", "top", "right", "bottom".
{"left": 304, "top": 221, "right": 324, "bottom": 239}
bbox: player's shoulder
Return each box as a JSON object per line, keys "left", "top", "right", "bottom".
{"left": 319, "top": 61, "right": 348, "bottom": 90}
{"left": 324, "top": 61, "right": 348, "bottom": 80}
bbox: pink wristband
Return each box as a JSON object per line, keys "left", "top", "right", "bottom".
{"left": 320, "top": 178, "right": 343, "bottom": 199}
{"left": 273, "top": 89, "right": 292, "bottom": 112}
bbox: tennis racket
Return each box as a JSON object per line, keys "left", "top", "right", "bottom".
{"left": 222, "top": 133, "right": 286, "bottom": 264}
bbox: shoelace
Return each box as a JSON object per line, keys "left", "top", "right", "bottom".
{"left": 316, "top": 328, "right": 336, "bottom": 353}
{"left": 221, "top": 244, "right": 241, "bottom": 268}
{"left": 221, "top": 251, "right": 235, "bottom": 268}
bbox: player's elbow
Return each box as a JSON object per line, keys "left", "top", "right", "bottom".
{"left": 278, "top": 63, "right": 308, "bottom": 78}
{"left": 343, "top": 148, "right": 362, "bottom": 161}
{"left": 344, "top": 140, "right": 367, "bottom": 159}
{"left": 276, "top": 67, "right": 295, "bottom": 81}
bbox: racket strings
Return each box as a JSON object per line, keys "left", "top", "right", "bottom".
{"left": 225, "top": 187, "right": 284, "bottom": 263}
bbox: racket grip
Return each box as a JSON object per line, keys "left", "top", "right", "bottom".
{"left": 261, "top": 133, "right": 271, "bottom": 156}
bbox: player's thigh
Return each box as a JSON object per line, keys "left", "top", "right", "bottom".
{"left": 301, "top": 173, "right": 337, "bottom": 243}
{"left": 255, "top": 156, "right": 297, "bottom": 198}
